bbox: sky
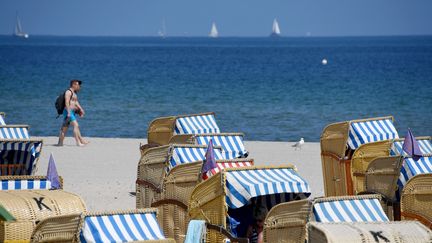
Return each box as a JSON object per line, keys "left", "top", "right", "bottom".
{"left": 1, "top": 0, "right": 432, "bottom": 37}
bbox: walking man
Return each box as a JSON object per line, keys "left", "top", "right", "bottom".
{"left": 57, "top": 80, "right": 89, "bottom": 146}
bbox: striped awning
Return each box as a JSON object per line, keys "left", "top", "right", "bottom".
{"left": 225, "top": 168, "right": 311, "bottom": 209}
{"left": 195, "top": 134, "right": 248, "bottom": 159}
{"left": 0, "top": 126, "right": 30, "bottom": 139}
{"left": 313, "top": 198, "right": 389, "bottom": 223}
{"left": 202, "top": 160, "right": 253, "bottom": 180}
{"left": 398, "top": 156, "right": 432, "bottom": 189}
{"left": 168, "top": 146, "right": 224, "bottom": 172}
{"left": 347, "top": 118, "right": 399, "bottom": 150}
{"left": 1, "top": 178, "right": 51, "bottom": 190}
{"left": 392, "top": 139, "right": 432, "bottom": 156}
{"left": 0, "top": 140, "right": 42, "bottom": 175}
{"left": 80, "top": 212, "right": 166, "bottom": 242}
{"left": 174, "top": 114, "right": 220, "bottom": 135}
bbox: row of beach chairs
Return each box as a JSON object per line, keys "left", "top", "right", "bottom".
{"left": 0, "top": 112, "right": 431, "bottom": 242}
{"left": 135, "top": 113, "right": 432, "bottom": 242}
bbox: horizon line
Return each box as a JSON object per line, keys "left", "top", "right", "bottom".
{"left": 2, "top": 33, "right": 432, "bottom": 38}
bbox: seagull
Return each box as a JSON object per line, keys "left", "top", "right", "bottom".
{"left": 292, "top": 138, "right": 304, "bottom": 150}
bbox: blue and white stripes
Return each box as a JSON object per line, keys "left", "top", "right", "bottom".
{"left": 174, "top": 114, "right": 220, "bottom": 135}
{"left": 313, "top": 198, "right": 389, "bottom": 223}
{"left": 347, "top": 118, "right": 399, "bottom": 150}
{"left": 0, "top": 126, "right": 30, "bottom": 139}
{"left": 392, "top": 139, "right": 432, "bottom": 156}
{"left": 1, "top": 178, "right": 51, "bottom": 190}
{"left": 398, "top": 156, "right": 432, "bottom": 189}
{"left": 195, "top": 134, "right": 247, "bottom": 159}
{"left": 225, "top": 168, "right": 311, "bottom": 209}
{"left": 80, "top": 212, "right": 166, "bottom": 243}
{"left": 0, "top": 140, "right": 42, "bottom": 175}
{"left": 169, "top": 146, "right": 223, "bottom": 171}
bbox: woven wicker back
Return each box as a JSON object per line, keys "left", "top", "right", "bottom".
{"left": 351, "top": 140, "right": 393, "bottom": 194}
{"left": 364, "top": 156, "right": 403, "bottom": 199}
{"left": 0, "top": 190, "right": 86, "bottom": 242}
{"left": 30, "top": 214, "right": 81, "bottom": 243}
{"left": 136, "top": 145, "right": 171, "bottom": 208}
{"left": 189, "top": 172, "right": 227, "bottom": 242}
{"left": 147, "top": 116, "right": 177, "bottom": 146}
{"left": 308, "top": 221, "right": 432, "bottom": 243}
{"left": 401, "top": 173, "right": 432, "bottom": 229}
{"left": 263, "top": 199, "right": 311, "bottom": 243}
{"left": 320, "top": 121, "right": 350, "bottom": 197}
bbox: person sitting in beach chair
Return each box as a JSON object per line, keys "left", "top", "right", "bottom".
{"left": 246, "top": 204, "right": 268, "bottom": 243}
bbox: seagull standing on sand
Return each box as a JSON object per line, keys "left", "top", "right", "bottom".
{"left": 292, "top": 138, "right": 304, "bottom": 150}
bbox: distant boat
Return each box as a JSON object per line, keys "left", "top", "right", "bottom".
{"left": 158, "top": 18, "right": 166, "bottom": 38}
{"left": 14, "top": 12, "right": 29, "bottom": 39}
{"left": 270, "top": 18, "right": 281, "bottom": 37}
{"left": 209, "top": 22, "right": 218, "bottom": 38}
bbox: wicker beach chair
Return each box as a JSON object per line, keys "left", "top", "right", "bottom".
{"left": 0, "top": 186, "right": 86, "bottom": 242}
{"left": 151, "top": 158, "right": 254, "bottom": 242}
{"left": 188, "top": 165, "right": 311, "bottom": 242}
{"left": 401, "top": 173, "right": 432, "bottom": 229}
{"left": 169, "top": 133, "right": 249, "bottom": 159}
{"left": 308, "top": 221, "right": 432, "bottom": 243}
{"left": 320, "top": 116, "right": 399, "bottom": 196}
{"left": 136, "top": 144, "right": 224, "bottom": 209}
{"left": 0, "top": 138, "right": 43, "bottom": 175}
{"left": 263, "top": 199, "right": 311, "bottom": 243}
{"left": 147, "top": 112, "right": 220, "bottom": 146}
{"left": 31, "top": 208, "right": 176, "bottom": 243}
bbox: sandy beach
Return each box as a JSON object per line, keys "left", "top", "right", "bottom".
{"left": 34, "top": 136, "right": 323, "bottom": 211}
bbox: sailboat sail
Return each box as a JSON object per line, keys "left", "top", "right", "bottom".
{"left": 14, "top": 13, "right": 29, "bottom": 38}
{"left": 209, "top": 22, "right": 218, "bottom": 38}
{"left": 158, "top": 18, "right": 166, "bottom": 38}
{"left": 270, "top": 18, "right": 281, "bottom": 37}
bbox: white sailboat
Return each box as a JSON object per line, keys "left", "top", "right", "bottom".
{"left": 158, "top": 18, "right": 166, "bottom": 38}
{"left": 270, "top": 18, "right": 281, "bottom": 37}
{"left": 209, "top": 22, "right": 218, "bottom": 38}
{"left": 14, "top": 13, "right": 29, "bottom": 39}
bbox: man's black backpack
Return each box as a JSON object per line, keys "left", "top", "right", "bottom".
{"left": 55, "top": 89, "right": 73, "bottom": 118}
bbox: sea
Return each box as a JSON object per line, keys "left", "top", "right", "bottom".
{"left": 0, "top": 36, "right": 431, "bottom": 141}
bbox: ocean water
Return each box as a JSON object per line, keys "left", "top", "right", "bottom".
{"left": 0, "top": 36, "right": 431, "bottom": 141}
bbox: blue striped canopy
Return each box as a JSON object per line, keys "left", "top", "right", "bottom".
{"left": 174, "top": 114, "right": 220, "bottom": 135}
{"left": 1, "top": 178, "right": 51, "bottom": 190}
{"left": 392, "top": 139, "right": 432, "bottom": 156}
{"left": 0, "top": 140, "right": 42, "bottom": 175}
{"left": 169, "top": 146, "right": 223, "bottom": 172}
{"left": 80, "top": 212, "right": 166, "bottom": 242}
{"left": 313, "top": 198, "right": 389, "bottom": 223}
{"left": 398, "top": 156, "right": 432, "bottom": 189}
{"left": 225, "top": 168, "right": 311, "bottom": 209}
{"left": 195, "top": 134, "right": 248, "bottom": 159}
{"left": 347, "top": 118, "right": 399, "bottom": 150}
{"left": 0, "top": 126, "right": 30, "bottom": 139}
